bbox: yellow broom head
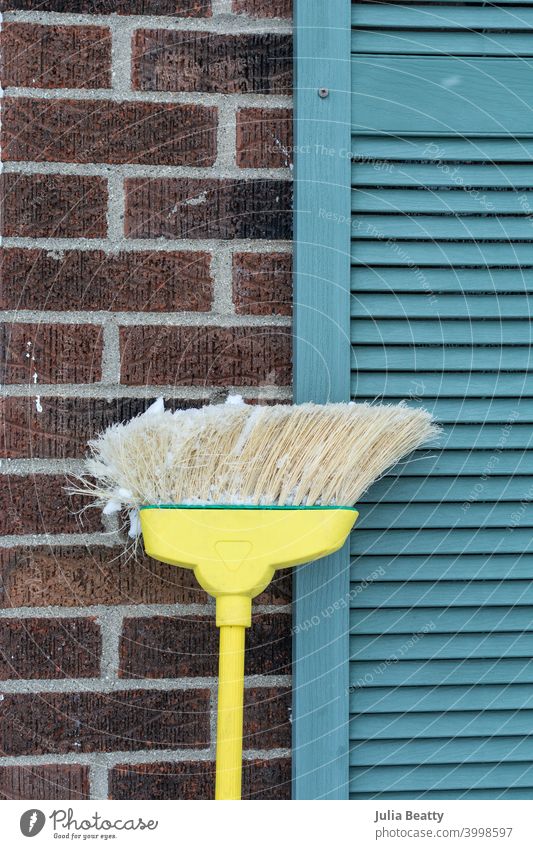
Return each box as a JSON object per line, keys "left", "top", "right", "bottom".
{"left": 73, "top": 396, "right": 439, "bottom": 537}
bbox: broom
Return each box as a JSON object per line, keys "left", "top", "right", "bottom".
{"left": 73, "top": 396, "right": 438, "bottom": 799}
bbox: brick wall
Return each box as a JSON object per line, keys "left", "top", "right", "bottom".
{"left": 0, "top": 0, "right": 293, "bottom": 800}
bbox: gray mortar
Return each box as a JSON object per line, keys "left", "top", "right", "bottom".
{"left": 3, "top": 10, "right": 292, "bottom": 32}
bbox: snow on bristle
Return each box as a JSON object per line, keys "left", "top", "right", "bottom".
{"left": 71, "top": 397, "right": 439, "bottom": 525}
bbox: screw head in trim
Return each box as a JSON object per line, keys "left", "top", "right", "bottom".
{"left": 318, "top": 88, "right": 329, "bottom": 98}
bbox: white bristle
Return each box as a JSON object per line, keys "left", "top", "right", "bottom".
{"left": 72, "top": 401, "right": 440, "bottom": 525}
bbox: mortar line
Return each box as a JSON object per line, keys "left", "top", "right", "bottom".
{"left": 0, "top": 532, "right": 123, "bottom": 548}
{"left": 100, "top": 320, "right": 122, "bottom": 385}
{"left": 215, "top": 97, "right": 238, "bottom": 171}
{"left": 0, "top": 384, "right": 293, "bottom": 400}
{"left": 109, "top": 17, "right": 133, "bottom": 94}
{"left": 4, "top": 87, "right": 292, "bottom": 107}
{"left": 3, "top": 10, "right": 292, "bottom": 32}
{"left": 88, "top": 758, "right": 110, "bottom": 800}
{"left": 3, "top": 236, "right": 293, "bottom": 253}
{"left": 3, "top": 161, "right": 291, "bottom": 180}
{"left": 0, "top": 603, "right": 290, "bottom": 618}
{"left": 97, "top": 607, "right": 127, "bottom": 682}
{"left": 0, "top": 675, "right": 292, "bottom": 693}
{"left": 210, "top": 245, "right": 236, "bottom": 315}
{"left": 106, "top": 171, "right": 126, "bottom": 244}
{"left": 1, "top": 310, "right": 292, "bottom": 326}
{"left": 209, "top": 683, "right": 218, "bottom": 759}
{"left": 0, "top": 748, "right": 289, "bottom": 769}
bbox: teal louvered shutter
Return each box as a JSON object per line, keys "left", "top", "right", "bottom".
{"left": 294, "top": 0, "right": 533, "bottom": 800}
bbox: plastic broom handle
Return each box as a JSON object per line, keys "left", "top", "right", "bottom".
{"left": 215, "top": 624, "right": 246, "bottom": 800}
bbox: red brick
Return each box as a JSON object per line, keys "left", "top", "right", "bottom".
{"left": 233, "top": 252, "right": 292, "bottom": 315}
{"left": 0, "top": 397, "right": 210, "bottom": 459}
{"left": 0, "top": 618, "right": 101, "bottom": 680}
{"left": 0, "top": 764, "right": 90, "bottom": 800}
{"left": 233, "top": 0, "right": 291, "bottom": 17}
{"left": 2, "top": 98, "right": 218, "bottom": 167}
{"left": 1, "top": 323, "right": 103, "bottom": 384}
{"left": 0, "top": 689, "right": 210, "bottom": 755}
{"left": 236, "top": 108, "right": 293, "bottom": 168}
{"left": 125, "top": 177, "right": 292, "bottom": 240}
{"left": 120, "top": 324, "right": 292, "bottom": 386}
{"left": 132, "top": 30, "right": 291, "bottom": 94}
{"left": 1, "top": 174, "right": 107, "bottom": 238}
{"left": 109, "top": 757, "right": 290, "bottom": 800}
{"left": 0, "top": 475, "right": 102, "bottom": 535}
{"left": 0, "top": 23, "right": 111, "bottom": 89}
{"left": 0, "top": 546, "right": 210, "bottom": 607}
{"left": 0, "top": 0, "right": 211, "bottom": 12}
{"left": 119, "top": 612, "right": 291, "bottom": 679}
{"left": 244, "top": 687, "right": 291, "bottom": 749}
{"left": 0, "top": 249, "right": 212, "bottom": 312}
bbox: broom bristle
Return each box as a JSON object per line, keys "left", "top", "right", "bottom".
{"left": 72, "top": 397, "right": 439, "bottom": 534}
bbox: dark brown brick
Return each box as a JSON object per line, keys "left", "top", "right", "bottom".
{"left": 0, "top": 323, "right": 103, "bottom": 383}
{"left": 125, "top": 178, "right": 292, "bottom": 240}
{"left": 0, "top": 249, "right": 213, "bottom": 312}
{"left": 0, "top": 23, "right": 111, "bottom": 89}
{"left": 0, "top": 0, "right": 211, "bottom": 12}
{"left": 244, "top": 687, "right": 291, "bottom": 749}
{"left": 233, "top": 0, "right": 291, "bottom": 17}
{"left": 119, "top": 612, "right": 291, "bottom": 679}
{"left": 0, "top": 174, "right": 107, "bottom": 238}
{"left": 0, "top": 475, "right": 102, "bottom": 535}
{"left": 0, "top": 764, "right": 90, "bottom": 800}
{"left": 0, "top": 546, "right": 210, "bottom": 607}
{"left": 109, "top": 757, "right": 291, "bottom": 800}
{"left": 0, "top": 689, "right": 210, "bottom": 755}
{"left": 132, "top": 30, "right": 292, "bottom": 94}
{"left": 236, "top": 108, "right": 293, "bottom": 168}
{"left": 0, "top": 618, "right": 101, "bottom": 680}
{"left": 120, "top": 325, "right": 292, "bottom": 386}
{"left": 2, "top": 99, "right": 218, "bottom": 167}
{"left": 0, "top": 397, "right": 211, "bottom": 459}
{"left": 233, "top": 252, "right": 292, "bottom": 315}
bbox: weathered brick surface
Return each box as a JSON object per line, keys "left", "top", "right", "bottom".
{"left": 236, "top": 108, "right": 293, "bottom": 168}
{"left": 0, "top": 0, "right": 211, "bottom": 12}
{"left": 109, "top": 758, "right": 291, "bottom": 800}
{"left": 0, "top": 546, "right": 210, "bottom": 607}
{"left": 125, "top": 178, "right": 292, "bottom": 240}
{"left": 0, "top": 765, "right": 90, "bottom": 800}
{"left": 233, "top": 0, "right": 292, "bottom": 17}
{"left": 0, "top": 23, "right": 111, "bottom": 89}
{"left": 120, "top": 325, "right": 292, "bottom": 386}
{"left": 0, "top": 475, "right": 102, "bottom": 535}
{"left": 244, "top": 687, "right": 291, "bottom": 749}
{"left": 132, "top": 30, "right": 292, "bottom": 94}
{"left": 0, "top": 249, "right": 213, "bottom": 312}
{"left": 0, "top": 618, "right": 101, "bottom": 680}
{"left": 0, "top": 689, "right": 210, "bottom": 755}
{"left": 0, "top": 174, "right": 108, "bottom": 238}
{"left": 1, "top": 323, "right": 103, "bottom": 384}
{"left": 2, "top": 99, "right": 218, "bottom": 167}
{"left": 119, "top": 613, "right": 291, "bottom": 678}
{"left": 233, "top": 252, "right": 292, "bottom": 315}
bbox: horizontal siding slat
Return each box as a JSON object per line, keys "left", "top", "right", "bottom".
{"left": 352, "top": 57, "right": 533, "bottom": 135}
{"left": 352, "top": 135, "right": 533, "bottom": 162}
{"left": 350, "top": 789, "right": 533, "bottom": 798}
{"left": 350, "top": 606, "right": 533, "bottom": 634}
{"left": 349, "top": 762, "right": 533, "bottom": 792}
{"left": 350, "top": 657, "right": 533, "bottom": 687}
{"left": 356, "top": 502, "right": 532, "bottom": 529}
{"left": 352, "top": 347, "right": 533, "bottom": 373}
{"left": 352, "top": 189, "right": 533, "bottom": 214}
{"left": 351, "top": 242, "right": 533, "bottom": 266}
{"left": 351, "top": 215, "right": 533, "bottom": 240}
{"left": 350, "top": 527, "right": 533, "bottom": 555}
{"left": 350, "top": 735, "right": 533, "bottom": 766}
{"left": 350, "top": 685, "right": 533, "bottom": 714}
{"left": 351, "top": 267, "right": 533, "bottom": 292}
{"left": 350, "top": 632, "right": 533, "bottom": 660}
{"left": 363, "top": 474, "right": 531, "bottom": 501}
{"left": 352, "top": 31, "right": 533, "bottom": 56}
{"left": 352, "top": 5, "right": 533, "bottom": 28}
{"left": 349, "top": 580, "right": 533, "bottom": 608}
{"left": 350, "top": 398, "right": 532, "bottom": 422}
{"left": 351, "top": 317, "right": 533, "bottom": 342}
{"left": 352, "top": 163, "right": 533, "bottom": 188}
{"left": 350, "top": 554, "right": 533, "bottom": 580}
{"left": 351, "top": 371, "right": 533, "bottom": 397}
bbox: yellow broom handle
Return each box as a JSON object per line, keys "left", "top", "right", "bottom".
{"left": 215, "top": 624, "right": 246, "bottom": 800}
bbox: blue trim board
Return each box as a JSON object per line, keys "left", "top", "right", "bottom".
{"left": 292, "top": 0, "right": 352, "bottom": 800}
